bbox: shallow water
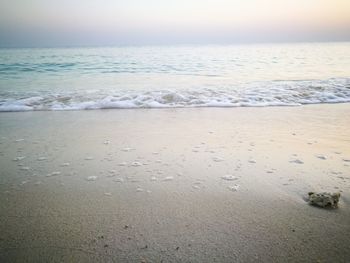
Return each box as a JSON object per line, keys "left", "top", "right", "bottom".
{"left": 0, "top": 43, "right": 350, "bottom": 111}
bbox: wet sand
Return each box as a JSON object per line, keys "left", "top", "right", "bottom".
{"left": 0, "top": 104, "right": 350, "bottom": 262}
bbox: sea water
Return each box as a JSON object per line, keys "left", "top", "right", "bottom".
{"left": 0, "top": 42, "right": 349, "bottom": 111}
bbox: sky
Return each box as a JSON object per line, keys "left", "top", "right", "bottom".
{"left": 0, "top": 0, "right": 350, "bottom": 46}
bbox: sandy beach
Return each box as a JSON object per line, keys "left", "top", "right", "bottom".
{"left": 0, "top": 104, "right": 350, "bottom": 262}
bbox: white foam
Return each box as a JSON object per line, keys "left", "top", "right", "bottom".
{"left": 1, "top": 78, "right": 350, "bottom": 112}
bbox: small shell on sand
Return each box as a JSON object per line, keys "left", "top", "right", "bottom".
{"left": 228, "top": 184, "right": 240, "bottom": 192}
{"left": 212, "top": 157, "right": 224, "bottom": 162}
{"left": 162, "top": 176, "right": 174, "bottom": 181}
{"left": 221, "top": 175, "right": 238, "bottom": 181}
{"left": 290, "top": 159, "right": 304, "bottom": 164}
{"left": 131, "top": 161, "right": 143, "bottom": 167}
{"left": 46, "top": 171, "right": 61, "bottom": 177}
{"left": 13, "top": 156, "right": 26, "bottom": 161}
{"left": 308, "top": 192, "right": 340, "bottom": 208}
{"left": 121, "top": 147, "right": 133, "bottom": 152}
{"left": 113, "top": 178, "right": 124, "bottom": 183}
{"left": 86, "top": 176, "right": 98, "bottom": 181}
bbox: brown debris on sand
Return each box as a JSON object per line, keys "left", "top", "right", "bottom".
{"left": 308, "top": 192, "right": 340, "bottom": 208}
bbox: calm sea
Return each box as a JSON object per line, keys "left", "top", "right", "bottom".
{"left": 0, "top": 43, "right": 349, "bottom": 111}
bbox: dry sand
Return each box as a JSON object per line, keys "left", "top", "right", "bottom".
{"left": 0, "top": 104, "right": 350, "bottom": 262}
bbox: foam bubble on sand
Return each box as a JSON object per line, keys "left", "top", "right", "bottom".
{"left": 85, "top": 156, "right": 94, "bottom": 160}
{"left": 86, "top": 176, "right": 98, "bottom": 181}
{"left": 150, "top": 176, "right": 157, "bottom": 181}
{"left": 121, "top": 147, "right": 134, "bottom": 152}
{"left": 131, "top": 161, "right": 143, "bottom": 167}
{"left": 212, "top": 157, "right": 224, "bottom": 162}
{"left": 221, "top": 175, "right": 238, "bottom": 181}
{"left": 13, "top": 156, "right": 26, "bottom": 161}
{"left": 113, "top": 178, "right": 124, "bottom": 183}
{"left": 228, "top": 184, "right": 240, "bottom": 192}
{"left": 37, "top": 157, "right": 47, "bottom": 161}
{"left": 163, "top": 176, "right": 174, "bottom": 181}
{"left": 290, "top": 159, "right": 304, "bottom": 164}
{"left": 46, "top": 171, "right": 61, "bottom": 177}
{"left": 60, "top": 162, "right": 70, "bottom": 167}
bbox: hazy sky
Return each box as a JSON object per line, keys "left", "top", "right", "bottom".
{"left": 0, "top": 0, "right": 350, "bottom": 46}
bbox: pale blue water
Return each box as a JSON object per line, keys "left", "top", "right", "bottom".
{"left": 0, "top": 43, "right": 350, "bottom": 111}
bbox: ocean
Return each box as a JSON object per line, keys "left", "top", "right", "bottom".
{"left": 0, "top": 42, "right": 349, "bottom": 111}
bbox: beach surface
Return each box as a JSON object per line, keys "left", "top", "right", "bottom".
{"left": 0, "top": 104, "right": 350, "bottom": 262}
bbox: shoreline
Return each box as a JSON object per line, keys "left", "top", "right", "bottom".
{"left": 1, "top": 103, "right": 350, "bottom": 262}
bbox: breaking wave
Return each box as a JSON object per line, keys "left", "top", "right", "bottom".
{"left": 0, "top": 78, "right": 349, "bottom": 112}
